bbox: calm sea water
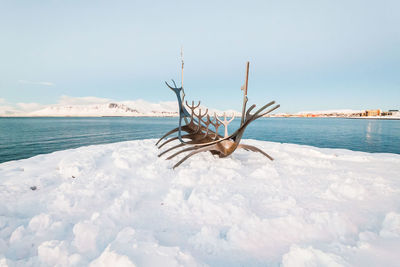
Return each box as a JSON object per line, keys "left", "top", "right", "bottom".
{"left": 0, "top": 117, "right": 399, "bottom": 163}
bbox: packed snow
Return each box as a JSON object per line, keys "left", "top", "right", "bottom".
{"left": 1, "top": 139, "right": 400, "bottom": 266}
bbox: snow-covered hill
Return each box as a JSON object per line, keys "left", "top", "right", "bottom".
{"left": 28, "top": 101, "right": 178, "bottom": 117}
{"left": 26, "top": 100, "right": 240, "bottom": 117}
{"left": 296, "top": 109, "right": 363, "bottom": 115}
{"left": 1, "top": 139, "right": 400, "bottom": 266}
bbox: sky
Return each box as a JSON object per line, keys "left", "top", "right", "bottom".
{"left": 0, "top": 0, "right": 399, "bottom": 113}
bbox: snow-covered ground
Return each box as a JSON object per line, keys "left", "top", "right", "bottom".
{"left": 1, "top": 139, "right": 400, "bottom": 266}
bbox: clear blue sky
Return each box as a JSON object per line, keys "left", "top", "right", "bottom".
{"left": 0, "top": 0, "right": 399, "bottom": 113}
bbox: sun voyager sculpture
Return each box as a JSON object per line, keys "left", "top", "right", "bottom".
{"left": 156, "top": 58, "right": 280, "bottom": 169}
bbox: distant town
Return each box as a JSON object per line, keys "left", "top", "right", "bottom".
{"left": 269, "top": 109, "right": 400, "bottom": 119}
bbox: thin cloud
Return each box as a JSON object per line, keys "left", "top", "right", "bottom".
{"left": 18, "top": 80, "right": 55, "bottom": 86}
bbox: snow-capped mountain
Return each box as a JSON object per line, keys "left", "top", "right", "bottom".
{"left": 26, "top": 100, "right": 240, "bottom": 117}
{"left": 29, "top": 101, "right": 178, "bottom": 117}
{"left": 296, "top": 109, "right": 363, "bottom": 115}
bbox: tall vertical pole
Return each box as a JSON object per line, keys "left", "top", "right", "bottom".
{"left": 240, "top": 61, "right": 250, "bottom": 126}
{"left": 181, "top": 46, "right": 184, "bottom": 88}
{"left": 180, "top": 46, "right": 189, "bottom": 124}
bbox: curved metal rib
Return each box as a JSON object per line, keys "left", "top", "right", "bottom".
{"left": 155, "top": 127, "right": 180, "bottom": 146}
{"left": 155, "top": 125, "right": 191, "bottom": 146}
{"left": 166, "top": 146, "right": 199, "bottom": 160}
{"left": 238, "top": 144, "right": 274, "bottom": 161}
{"left": 158, "top": 134, "right": 191, "bottom": 149}
{"left": 173, "top": 144, "right": 218, "bottom": 169}
{"left": 158, "top": 143, "right": 186, "bottom": 157}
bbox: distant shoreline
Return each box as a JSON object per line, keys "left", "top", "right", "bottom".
{"left": 345, "top": 117, "right": 400, "bottom": 120}
{"left": 1, "top": 116, "right": 400, "bottom": 120}
{"left": 272, "top": 117, "right": 400, "bottom": 120}
{"left": 269, "top": 116, "right": 400, "bottom": 120}
{"left": 1, "top": 115, "right": 400, "bottom": 120}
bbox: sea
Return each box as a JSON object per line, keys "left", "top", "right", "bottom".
{"left": 0, "top": 117, "right": 399, "bottom": 163}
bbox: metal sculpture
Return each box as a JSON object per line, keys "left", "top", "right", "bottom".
{"left": 156, "top": 61, "right": 280, "bottom": 168}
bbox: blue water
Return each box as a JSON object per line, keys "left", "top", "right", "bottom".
{"left": 0, "top": 117, "right": 399, "bottom": 163}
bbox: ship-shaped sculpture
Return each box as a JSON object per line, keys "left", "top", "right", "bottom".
{"left": 156, "top": 61, "right": 280, "bottom": 168}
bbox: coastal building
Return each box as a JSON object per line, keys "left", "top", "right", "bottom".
{"left": 389, "top": 110, "right": 400, "bottom": 116}
{"left": 365, "top": 109, "right": 381, "bottom": 116}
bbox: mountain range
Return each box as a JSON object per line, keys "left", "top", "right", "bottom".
{"left": 1, "top": 99, "right": 240, "bottom": 117}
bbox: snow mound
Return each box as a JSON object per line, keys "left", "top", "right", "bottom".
{"left": 282, "top": 245, "right": 349, "bottom": 267}
{"left": 0, "top": 139, "right": 400, "bottom": 266}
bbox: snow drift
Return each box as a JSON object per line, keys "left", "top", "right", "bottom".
{"left": 0, "top": 140, "right": 400, "bottom": 266}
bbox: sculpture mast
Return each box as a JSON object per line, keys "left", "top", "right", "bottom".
{"left": 181, "top": 46, "right": 184, "bottom": 89}
{"left": 240, "top": 61, "right": 250, "bottom": 126}
{"left": 181, "top": 46, "right": 189, "bottom": 124}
